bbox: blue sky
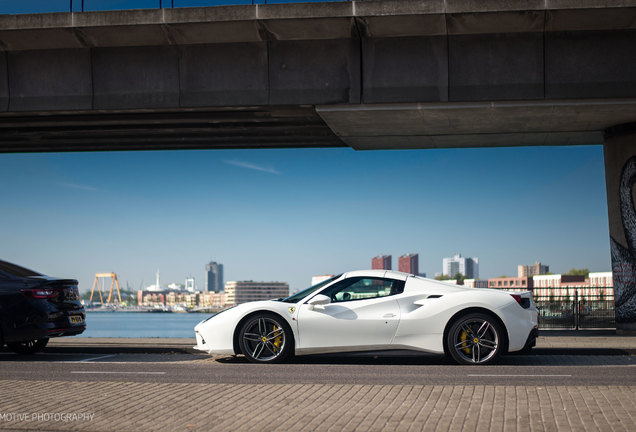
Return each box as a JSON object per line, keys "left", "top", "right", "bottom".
{"left": 0, "top": 145, "right": 610, "bottom": 293}
{"left": 0, "top": 1, "right": 612, "bottom": 293}
{"left": 0, "top": 0, "right": 330, "bottom": 15}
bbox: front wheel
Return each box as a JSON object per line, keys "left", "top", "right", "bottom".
{"left": 7, "top": 338, "right": 49, "bottom": 355}
{"left": 239, "top": 314, "right": 293, "bottom": 364}
{"left": 447, "top": 313, "right": 503, "bottom": 365}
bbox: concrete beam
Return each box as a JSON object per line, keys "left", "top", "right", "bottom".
{"left": 179, "top": 43, "right": 268, "bottom": 107}
{"left": 0, "top": 107, "right": 346, "bottom": 153}
{"left": 449, "top": 32, "right": 543, "bottom": 101}
{"left": 546, "top": 31, "right": 636, "bottom": 99}
{"left": 362, "top": 36, "right": 448, "bottom": 103}
{"left": 269, "top": 39, "right": 360, "bottom": 105}
{"left": 92, "top": 46, "right": 180, "bottom": 109}
{"left": 0, "top": 52, "right": 7, "bottom": 112}
{"left": 316, "top": 99, "right": 636, "bottom": 149}
{"left": 1, "top": 1, "right": 636, "bottom": 51}
{"left": 8, "top": 49, "right": 92, "bottom": 111}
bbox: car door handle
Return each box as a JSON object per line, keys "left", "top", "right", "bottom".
{"left": 382, "top": 313, "right": 396, "bottom": 318}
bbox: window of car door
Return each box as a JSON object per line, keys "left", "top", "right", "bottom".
{"left": 319, "top": 277, "right": 405, "bottom": 303}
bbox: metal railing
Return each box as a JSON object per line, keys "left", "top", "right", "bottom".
{"left": 0, "top": 1, "right": 348, "bottom": 15}
{"left": 535, "top": 290, "right": 615, "bottom": 330}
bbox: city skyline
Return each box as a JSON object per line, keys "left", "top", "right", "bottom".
{"left": 0, "top": 145, "right": 611, "bottom": 294}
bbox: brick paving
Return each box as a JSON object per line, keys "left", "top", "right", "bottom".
{"left": 0, "top": 380, "right": 634, "bottom": 431}
{"left": 1, "top": 334, "right": 632, "bottom": 431}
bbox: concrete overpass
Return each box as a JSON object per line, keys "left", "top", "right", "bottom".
{"left": 0, "top": 0, "right": 635, "bottom": 331}
{"left": 0, "top": 0, "right": 635, "bottom": 151}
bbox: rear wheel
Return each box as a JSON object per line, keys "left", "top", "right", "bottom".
{"left": 7, "top": 338, "right": 49, "bottom": 355}
{"left": 239, "top": 314, "right": 292, "bottom": 364}
{"left": 447, "top": 313, "right": 503, "bottom": 365}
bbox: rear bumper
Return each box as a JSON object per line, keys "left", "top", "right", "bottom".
{"left": 524, "top": 327, "right": 539, "bottom": 350}
{"left": 2, "top": 314, "right": 86, "bottom": 343}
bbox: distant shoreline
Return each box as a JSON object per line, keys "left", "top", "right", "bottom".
{"left": 86, "top": 310, "right": 211, "bottom": 313}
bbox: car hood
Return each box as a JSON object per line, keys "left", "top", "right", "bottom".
{"left": 197, "top": 300, "right": 282, "bottom": 323}
{"left": 230, "top": 299, "right": 282, "bottom": 313}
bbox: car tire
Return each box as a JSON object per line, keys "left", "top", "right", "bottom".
{"left": 447, "top": 313, "right": 503, "bottom": 365}
{"left": 7, "top": 338, "right": 49, "bottom": 355}
{"left": 239, "top": 313, "right": 293, "bottom": 364}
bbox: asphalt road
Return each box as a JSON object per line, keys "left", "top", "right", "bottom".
{"left": 0, "top": 351, "right": 634, "bottom": 386}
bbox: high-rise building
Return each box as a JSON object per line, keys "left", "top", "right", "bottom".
{"left": 399, "top": 253, "right": 419, "bottom": 275}
{"left": 518, "top": 262, "right": 550, "bottom": 278}
{"left": 372, "top": 255, "right": 392, "bottom": 270}
{"left": 224, "top": 281, "right": 290, "bottom": 306}
{"left": 185, "top": 277, "right": 196, "bottom": 293}
{"left": 442, "top": 254, "right": 479, "bottom": 279}
{"left": 205, "top": 261, "right": 224, "bottom": 293}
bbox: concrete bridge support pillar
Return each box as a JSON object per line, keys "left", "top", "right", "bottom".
{"left": 604, "top": 123, "right": 636, "bottom": 333}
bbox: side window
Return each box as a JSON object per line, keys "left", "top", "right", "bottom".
{"left": 322, "top": 277, "right": 404, "bottom": 303}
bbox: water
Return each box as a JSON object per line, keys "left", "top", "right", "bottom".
{"left": 81, "top": 312, "right": 213, "bottom": 338}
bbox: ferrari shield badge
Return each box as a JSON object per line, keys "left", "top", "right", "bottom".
{"left": 288, "top": 307, "right": 296, "bottom": 314}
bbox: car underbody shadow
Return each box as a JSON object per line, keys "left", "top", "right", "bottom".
{"left": 215, "top": 351, "right": 457, "bottom": 365}
{"left": 213, "top": 349, "right": 635, "bottom": 366}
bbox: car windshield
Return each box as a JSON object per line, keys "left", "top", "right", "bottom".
{"left": 0, "top": 260, "right": 43, "bottom": 277}
{"left": 280, "top": 274, "right": 342, "bottom": 303}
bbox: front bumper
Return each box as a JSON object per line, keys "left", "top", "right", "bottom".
{"left": 193, "top": 330, "right": 234, "bottom": 355}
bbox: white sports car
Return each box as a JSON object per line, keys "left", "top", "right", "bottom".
{"left": 194, "top": 270, "right": 539, "bottom": 365}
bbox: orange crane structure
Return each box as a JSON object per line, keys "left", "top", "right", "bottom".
{"left": 89, "top": 272, "right": 122, "bottom": 304}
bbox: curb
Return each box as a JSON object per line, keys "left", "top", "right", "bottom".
{"left": 27, "top": 346, "right": 636, "bottom": 356}
{"left": 41, "top": 346, "right": 202, "bottom": 355}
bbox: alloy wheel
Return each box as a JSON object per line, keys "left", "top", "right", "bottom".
{"left": 240, "top": 316, "right": 288, "bottom": 363}
{"left": 449, "top": 314, "right": 501, "bottom": 365}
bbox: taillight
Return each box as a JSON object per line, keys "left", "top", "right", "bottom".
{"left": 510, "top": 294, "right": 530, "bottom": 309}
{"left": 21, "top": 288, "right": 59, "bottom": 299}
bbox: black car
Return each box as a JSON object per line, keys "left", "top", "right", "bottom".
{"left": 0, "top": 260, "right": 86, "bottom": 354}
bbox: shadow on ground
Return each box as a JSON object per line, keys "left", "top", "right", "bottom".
{"left": 215, "top": 349, "right": 635, "bottom": 367}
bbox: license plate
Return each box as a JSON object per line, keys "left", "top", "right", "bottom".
{"left": 69, "top": 316, "right": 84, "bottom": 325}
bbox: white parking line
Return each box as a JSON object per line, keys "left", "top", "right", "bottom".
{"left": 71, "top": 371, "right": 166, "bottom": 375}
{"left": 77, "top": 354, "right": 117, "bottom": 363}
{"left": 468, "top": 374, "right": 572, "bottom": 377}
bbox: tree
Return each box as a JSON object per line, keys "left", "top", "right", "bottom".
{"left": 455, "top": 273, "right": 466, "bottom": 285}
{"left": 564, "top": 268, "right": 589, "bottom": 277}
{"left": 434, "top": 274, "right": 465, "bottom": 284}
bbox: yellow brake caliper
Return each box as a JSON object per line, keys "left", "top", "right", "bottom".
{"left": 460, "top": 330, "right": 471, "bottom": 354}
{"left": 272, "top": 325, "right": 283, "bottom": 352}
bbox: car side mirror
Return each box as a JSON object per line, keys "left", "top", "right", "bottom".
{"left": 307, "top": 294, "right": 331, "bottom": 310}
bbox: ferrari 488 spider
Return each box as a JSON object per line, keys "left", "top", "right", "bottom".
{"left": 194, "top": 270, "right": 538, "bottom": 365}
